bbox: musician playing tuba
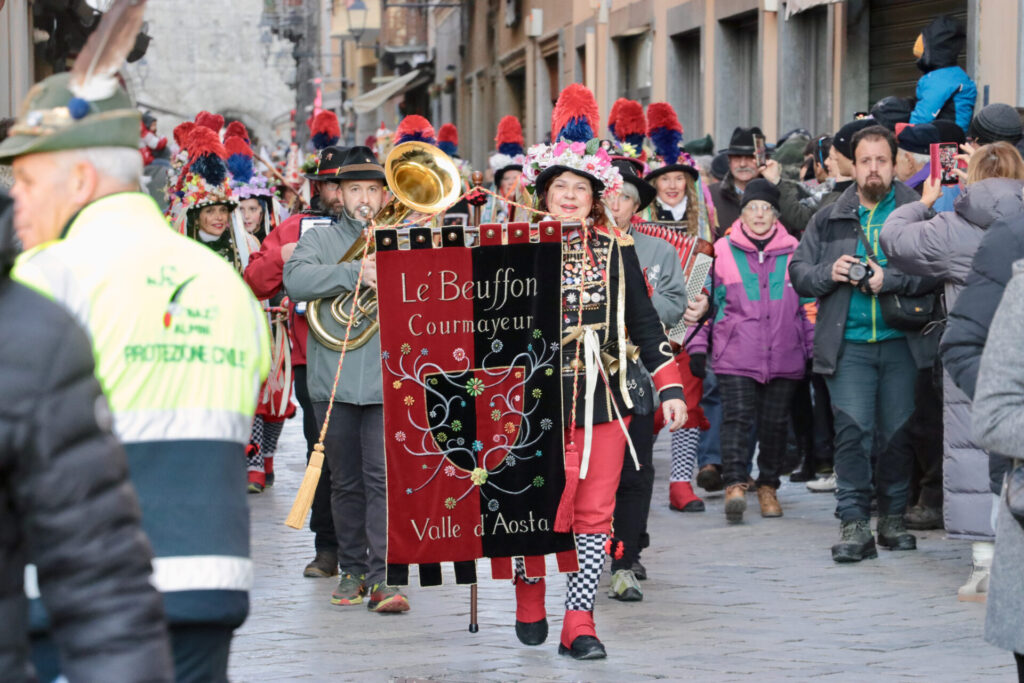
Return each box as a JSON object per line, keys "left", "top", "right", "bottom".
{"left": 282, "top": 141, "right": 412, "bottom": 613}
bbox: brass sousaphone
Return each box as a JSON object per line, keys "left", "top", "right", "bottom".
{"left": 306, "top": 140, "right": 463, "bottom": 351}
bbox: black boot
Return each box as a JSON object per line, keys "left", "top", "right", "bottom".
{"left": 558, "top": 636, "right": 607, "bottom": 660}
{"left": 877, "top": 515, "right": 918, "bottom": 551}
{"left": 515, "top": 618, "right": 548, "bottom": 646}
{"left": 831, "top": 520, "right": 878, "bottom": 563}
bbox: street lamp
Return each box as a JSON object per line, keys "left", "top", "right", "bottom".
{"left": 346, "top": 0, "right": 369, "bottom": 44}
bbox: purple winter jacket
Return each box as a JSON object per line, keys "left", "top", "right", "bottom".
{"left": 690, "top": 219, "right": 814, "bottom": 382}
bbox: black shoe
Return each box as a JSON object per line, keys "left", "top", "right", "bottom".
{"left": 632, "top": 561, "right": 647, "bottom": 581}
{"left": 265, "top": 471, "right": 275, "bottom": 487}
{"left": 558, "top": 635, "right": 607, "bottom": 660}
{"left": 515, "top": 618, "right": 548, "bottom": 646}
{"left": 696, "top": 465, "right": 724, "bottom": 492}
{"left": 303, "top": 549, "right": 339, "bottom": 578}
{"left": 877, "top": 515, "right": 918, "bottom": 551}
{"left": 904, "top": 504, "right": 942, "bottom": 531}
{"left": 789, "top": 462, "right": 816, "bottom": 483}
{"left": 831, "top": 520, "right": 878, "bottom": 563}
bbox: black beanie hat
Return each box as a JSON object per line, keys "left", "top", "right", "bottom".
{"left": 870, "top": 96, "right": 914, "bottom": 131}
{"left": 969, "top": 103, "right": 1024, "bottom": 144}
{"left": 740, "top": 178, "right": 780, "bottom": 213}
{"left": 833, "top": 118, "right": 876, "bottom": 160}
{"left": 931, "top": 119, "right": 967, "bottom": 145}
{"left": 897, "top": 123, "right": 941, "bottom": 155}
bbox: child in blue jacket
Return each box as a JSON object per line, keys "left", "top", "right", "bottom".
{"left": 910, "top": 15, "right": 977, "bottom": 135}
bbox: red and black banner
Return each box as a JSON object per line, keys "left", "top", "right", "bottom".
{"left": 376, "top": 222, "right": 578, "bottom": 586}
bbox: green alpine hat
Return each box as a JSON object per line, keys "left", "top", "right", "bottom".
{"left": 0, "top": 72, "right": 140, "bottom": 165}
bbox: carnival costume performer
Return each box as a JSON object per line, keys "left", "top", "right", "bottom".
{"left": 2, "top": 3, "right": 270, "bottom": 673}
{"left": 438, "top": 122, "right": 473, "bottom": 219}
{"left": 227, "top": 128, "right": 296, "bottom": 493}
{"left": 633, "top": 102, "right": 716, "bottom": 513}
{"left": 511, "top": 84, "right": 687, "bottom": 660}
{"left": 482, "top": 115, "right": 526, "bottom": 224}
{"left": 283, "top": 144, "right": 413, "bottom": 613}
{"left": 245, "top": 143, "right": 353, "bottom": 576}
{"left": 605, "top": 155, "right": 707, "bottom": 599}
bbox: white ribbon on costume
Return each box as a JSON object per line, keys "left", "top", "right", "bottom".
{"left": 579, "top": 326, "right": 639, "bottom": 480}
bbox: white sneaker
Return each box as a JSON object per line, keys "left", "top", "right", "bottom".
{"left": 958, "top": 563, "right": 990, "bottom": 603}
{"left": 806, "top": 473, "right": 837, "bottom": 493}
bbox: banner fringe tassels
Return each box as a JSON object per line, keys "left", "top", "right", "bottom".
{"left": 285, "top": 231, "right": 373, "bottom": 528}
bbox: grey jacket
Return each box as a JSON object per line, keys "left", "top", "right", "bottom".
{"left": 283, "top": 211, "right": 383, "bottom": 404}
{"left": 974, "top": 260, "right": 1024, "bottom": 653}
{"left": 789, "top": 182, "right": 941, "bottom": 375}
{"left": 880, "top": 178, "right": 1024, "bottom": 539}
{"left": 629, "top": 228, "right": 689, "bottom": 327}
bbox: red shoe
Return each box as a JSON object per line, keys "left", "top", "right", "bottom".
{"left": 514, "top": 578, "right": 547, "bottom": 645}
{"left": 247, "top": 469, "right": 266, "bottom": 494}
{"left": 669, "top": 481, "right": 705, "bottom": 512}
{"left": 558, "top": 610, "right": 606, "bottom": 659}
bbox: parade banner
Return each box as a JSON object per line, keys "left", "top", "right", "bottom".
{"left": 375, "top": 222, "right": 578, "bottom": 586}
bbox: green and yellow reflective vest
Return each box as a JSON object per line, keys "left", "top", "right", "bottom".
{"left": 14, "top": 191, "right": 270, "bottom": 627}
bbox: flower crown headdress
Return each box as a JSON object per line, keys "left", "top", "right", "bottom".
{"left": 520, "top": 138, "right": 623, "bottom": 199}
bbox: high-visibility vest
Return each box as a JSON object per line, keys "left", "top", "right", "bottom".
{"left": 15, "top": 191, "right": 270, "bottom": 626}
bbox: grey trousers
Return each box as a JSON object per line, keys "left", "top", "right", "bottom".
{"left": 313, "top": 402, "right": 387, "bottom": 585}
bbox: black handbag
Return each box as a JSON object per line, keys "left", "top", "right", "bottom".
{"left": 854, "top": 226, "right": 936, "bottom": 331}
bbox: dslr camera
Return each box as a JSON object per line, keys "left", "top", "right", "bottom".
{"left": 847, "top": 259, "right": 875, "bottom": 294}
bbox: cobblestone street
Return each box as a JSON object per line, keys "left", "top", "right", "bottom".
{"left": 230, "top": 416, "right": 1012, "bottom": 681}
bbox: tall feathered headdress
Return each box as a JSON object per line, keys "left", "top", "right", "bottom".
{"left": 394, "top": 115, "right": 436, "bottom": 145}
{"left": 437, "top": 123, "right": 459, "bottom": 156}
{"left": 310, "top": 111, "right": 340, "bottom": 151}
{"left": 550, "top": 84, "right": 600, "bottom": 143}
{"left": 173, "top": 121, "right": 196, "bottom": 152}
{"left": 607, "top": 98, "right": 629, "bottom": 141}
{"left": 646, "top": 102, "right": 684, "bottom": 166}
{"left": 225, "top": 136, "right": 254, "bottom": 185}
{"left": 490, "top": 116, "right": 526, "bottom": 176}
{"left": 225, "top": 121, "right": 250, "bottom": 144}
{"left": 495, "top": 116, "right": 524, "bottom": 156}
{"left": 612, "top": 100, "right": 646, "bottom": 150}
{"left": 195, "top": 111, "right": 225, "bottom": 135}
{"left": 178, "top": 127, "right": 235, "bottom": 212}
{"left": 67, "top": 0, "right": 147, "bottom": 108}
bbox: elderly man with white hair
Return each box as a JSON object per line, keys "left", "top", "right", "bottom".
{"left": 2, "top": 45, "right": 269, "bottom": 683}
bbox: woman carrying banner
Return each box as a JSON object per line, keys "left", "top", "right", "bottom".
{"left": 512, "top": 84, "right": 687, "bottom": 660}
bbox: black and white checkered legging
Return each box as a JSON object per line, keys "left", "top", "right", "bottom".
{"left": 670, "top": 427, "right": 701, "bottom": 482}
{"left": 247, "top": 416, "right": 284, "bottom": 473}
{"left": 565, "top": 533, "right": 607, "bottom": 612}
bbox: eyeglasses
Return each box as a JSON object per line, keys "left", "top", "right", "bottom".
{"left": 744, "top": 201, "right": 775, "bottom": 214}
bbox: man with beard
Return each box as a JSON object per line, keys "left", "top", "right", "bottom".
{"left": 790, "top": 125, "right": 940, "bottom": 564}
{"left": 708, "top": 127, "right": 764, "bottom": 233}
{"left": 244, "top": 144, "right": 349, "bottom": 579}
{"left": 283, "top": 146, "right": 412, "bottom": 613}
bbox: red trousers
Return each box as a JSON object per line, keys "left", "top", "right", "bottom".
{"left": 564, "top": 418, "right": 632, "bottom": 535}
{"left": 654, "top": 348, "right": 708, "bottom": 433}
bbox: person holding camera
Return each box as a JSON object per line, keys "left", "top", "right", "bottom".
{"left": 790, "top": 125, "right": 941, "bottom": 564}
{"left": 689, "top": 179, "right": 814, "bottom": 523}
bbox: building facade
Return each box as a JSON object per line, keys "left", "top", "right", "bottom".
{"left": 447, "top": 0, "right": 1024, "bottom": 172}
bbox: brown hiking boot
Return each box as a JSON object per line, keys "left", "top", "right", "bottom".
{"left": 724, "top": 484, "right": 747, "bottom": 523}
{"left": 757, "top": 486, "right": 783, "bottom": 518}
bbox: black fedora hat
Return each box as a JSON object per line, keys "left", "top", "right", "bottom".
{"left": 331, "top": 145, "right": 387, "bottom": 182}
{"left": 725, "top": 126, "right": 765, "bottom": 156}
{"left": 611, "top": 158, "right": 655, "bottom": 211}
{"left": 303, "top": 145, "right": 348, "bottom": 181}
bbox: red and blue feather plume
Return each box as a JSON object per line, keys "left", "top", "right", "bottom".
{"left": 195, "top": 111, "right": 224, "bottom": 134}
{"left": 225, "top": 136, "right": 254, "bottom": 184}
{"left": 550, "top": 84, "right": 599, "bottom": 143}
{"left": 310, "top": 111, "right": 340, "bottom": 151}
{"left": 225, "top": 121, "right": 250, "bottom": 144}
{"left": 607, "top": 98, "right": 629, "bottom": 140}
{"left": 393, "top": 115, "right": 436, "bottom": 145}
{"left": 647, "top": 102, "right": 684, "bottom": 165}
{"left": 186, "top": 126, "right": 229, "bottom": 187}
{"left": 494, "top": 115, "right": 524, "bottom": 155}
{"left": 614, "top": 100, "right": 646, "bottom": 149}
{"left": 173, "top": 121, "right": 196, "bottom": 151}
{"left": 437, "top": 123, "right": 458, "bottom": 156}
